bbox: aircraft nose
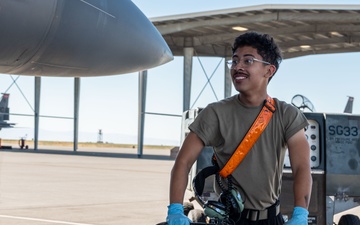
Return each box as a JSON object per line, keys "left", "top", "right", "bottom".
{"left": 0, "top": 0, "right": 173, "bottom": 77}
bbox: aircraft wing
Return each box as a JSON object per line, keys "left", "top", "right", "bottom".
{"left": 0, "top": 0, "right": 173, "bottom": 77}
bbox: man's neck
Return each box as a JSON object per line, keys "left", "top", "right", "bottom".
{"left": 238, "top": 93, "right": 268, "bottom": 107}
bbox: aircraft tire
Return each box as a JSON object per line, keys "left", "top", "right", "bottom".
{"left": 338, "top": 214, "right": 360, "bottom": 225}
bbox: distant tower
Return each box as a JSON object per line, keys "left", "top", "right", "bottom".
{"left": 97, "top": 129, "right": 103, "bottom": 143}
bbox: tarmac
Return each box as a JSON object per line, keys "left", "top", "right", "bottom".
{"left": 0, "top": 146, "right": 184, "bottom": 225}
{"left": 0, "top": 146, "right": 359, "bottom": 225}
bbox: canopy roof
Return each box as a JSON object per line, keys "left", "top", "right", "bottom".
{"left": 151, "top": 4, "right": 360, "bottom": 59}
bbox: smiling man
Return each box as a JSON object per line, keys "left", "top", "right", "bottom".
{"left": 166, "top": 31, "right": 312, "bottom": 225}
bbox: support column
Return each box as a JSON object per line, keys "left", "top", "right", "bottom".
{"left": 183, "top": 47, "right": 194, "bottom": 112}
{"left": 74, "top": 77, "right": 80, "bottom": 151}
{"left": 34, "top": 77, "right": 41, "bottom": 150}
{"left": 137, "top": 70, "right": 147, "bottom": 158}
{"left": 224, "top": 56, "right": 232, "bottom": 98}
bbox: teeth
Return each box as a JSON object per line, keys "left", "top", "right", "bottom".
{"left": 235, "top": 76, "right": 246, "bottom": 80}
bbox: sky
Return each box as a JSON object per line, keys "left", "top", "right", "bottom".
{"left": 1, "top": 0, "right": 360, "bottom": 146}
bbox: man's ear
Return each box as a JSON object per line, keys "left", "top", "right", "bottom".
{"left": 265, "top": 65, "right": 276, "bottom": 78}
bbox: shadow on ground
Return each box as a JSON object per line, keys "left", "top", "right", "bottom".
{"left": 0, "top": 148, "right": 174, "bottom": 161}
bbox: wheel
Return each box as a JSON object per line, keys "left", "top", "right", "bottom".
{"left": 188, "top": 208, "right": 206, "bottom": 222}
{"left": 338, "top": 214, "right": 360, "bottom": 225}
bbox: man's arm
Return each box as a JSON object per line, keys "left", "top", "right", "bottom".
{"left": 287, "top": 129, "right": 312, "bottom": 209}
{"left": 166, "top": 132, "right": 205, "bottom": 225}
{"left": 170, "top": 131, "right": 205, "bottom": 204}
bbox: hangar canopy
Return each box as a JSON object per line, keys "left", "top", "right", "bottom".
{"left": 151, "top": 4, "right": 360, "bottom": 59}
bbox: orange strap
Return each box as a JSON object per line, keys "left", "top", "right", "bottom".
{"left": 219, "top": 96, "right": 276, "bottom": 178}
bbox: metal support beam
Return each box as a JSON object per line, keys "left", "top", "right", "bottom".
{"left": 224, "top": 56, "right": 232, "bottom": 98}
{"left": 34, "top": 77, "right": 41, "bottom": 150}
{"left": 183, "top": 47, "right": 194, "bottom": 112}
{"left": 74, "top": 77, "right": 80, "bottom": 151}
{"left": 137, "top": 70, "right": 147, "bottom": 158}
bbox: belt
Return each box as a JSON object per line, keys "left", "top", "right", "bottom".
{"left": 242, "top": 202, "right": 280, "bottom": 221}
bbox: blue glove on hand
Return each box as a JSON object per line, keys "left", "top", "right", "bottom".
{"left": 285, "top": 207, "right": 309, "bottom": 225}
{"left": 166, "top": 203, "right": 192, "bottom": 225}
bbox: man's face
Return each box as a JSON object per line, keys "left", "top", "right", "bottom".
{"left": 229, "top": 46, "right": 273, "bottom": 94}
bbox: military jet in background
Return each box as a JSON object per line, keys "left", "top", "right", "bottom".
{"left": 0, "top": 93, "right": 15, "bottom": 130}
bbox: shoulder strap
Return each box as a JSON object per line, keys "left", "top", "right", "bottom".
{"left": 219, "top": 96, "right": 276, "bottom": 178}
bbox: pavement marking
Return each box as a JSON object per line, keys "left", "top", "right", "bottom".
{"left": 0, "top": 215, "right": 95, "bottom": 225}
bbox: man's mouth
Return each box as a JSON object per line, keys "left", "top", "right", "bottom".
{"left": 235, "top": 76, "right": 247, "bottom": 80}
{"left": 233, "top": 73, "right": 248, "bottom": 81}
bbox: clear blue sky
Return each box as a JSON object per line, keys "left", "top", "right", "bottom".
{"left": 1, "top": 0, "right": 360, "bottom": 146}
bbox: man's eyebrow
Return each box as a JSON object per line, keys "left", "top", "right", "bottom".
{"left": 232, "top": 53, "right": 255, "bottom": 58}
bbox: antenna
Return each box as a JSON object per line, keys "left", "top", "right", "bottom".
{"left": 291, "top": 94, "right": 315, "bottom": 112}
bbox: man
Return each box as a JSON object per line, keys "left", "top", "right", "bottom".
{"left": 166, "top": 31, "right": 312, "bottom": 225}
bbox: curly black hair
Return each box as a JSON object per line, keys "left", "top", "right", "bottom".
{"left": 232, "top": 32, "right": 283, "bottom": 80}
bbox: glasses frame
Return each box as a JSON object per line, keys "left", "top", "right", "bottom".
{"left": 226, "top": 57, "right": 271, "bottom": 69}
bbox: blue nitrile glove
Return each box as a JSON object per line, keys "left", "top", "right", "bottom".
{"left": 166, "top": 203, "right": 192, "bottom": 225}
{"left": 285, "top": 206, "right": 309, "bottom": 225}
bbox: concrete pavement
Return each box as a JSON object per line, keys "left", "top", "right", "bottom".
{"left": 0, "top": 146, "right": 181, "bottom": 225}
{"left": 1, "top": 146, "right": 359, "bottom": 225}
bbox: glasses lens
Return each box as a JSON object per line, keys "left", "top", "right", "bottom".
{"left": 226, "top": 60, "right": 233, "bottom": 69}
{"left": 242, "top": 57, "right": 254, "bottom": 66}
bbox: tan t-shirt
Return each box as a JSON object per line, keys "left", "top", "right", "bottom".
{"left": 189, "top": 95, "right": 308, "bottom": 210}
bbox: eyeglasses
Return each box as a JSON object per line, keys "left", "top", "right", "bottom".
{"left": 226, "top": 56, "right": 271, "bottom": 69}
